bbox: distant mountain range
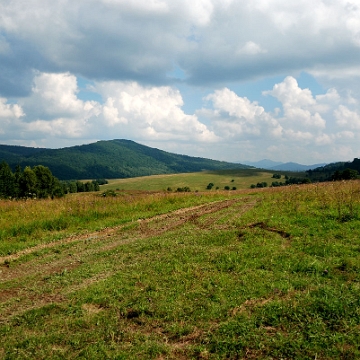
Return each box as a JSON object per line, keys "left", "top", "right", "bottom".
{"left": 0, "top": 139, "right": 251, "bottom": 180}
{"left": 242, "top": 159, "right": 328, "bottom": 172}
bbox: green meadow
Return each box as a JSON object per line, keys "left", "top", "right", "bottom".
{"left": 102, "top": 168, "right": 295, "bottom": 192}
{"left": 1, "top": 176, "right": 360, "bottom": 359}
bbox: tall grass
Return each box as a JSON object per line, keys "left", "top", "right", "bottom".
{"left": 268, "top": 180, "right": 360, "bottom": 221}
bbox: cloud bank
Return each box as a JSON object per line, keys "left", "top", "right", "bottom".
{"left": 0, "top": 0, "right": 360, "bottom": 163}
{"left": 0, "top": 72, "right": 359, "bottom": 163}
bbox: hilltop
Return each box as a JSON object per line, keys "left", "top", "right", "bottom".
{"left": 0, "top": 139, "right": 250, "bottom": 180}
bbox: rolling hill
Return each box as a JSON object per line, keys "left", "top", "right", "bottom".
{"left": 0, "top": 139, "right": 250, "bottom": 180}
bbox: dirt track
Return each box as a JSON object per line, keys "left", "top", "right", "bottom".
{"left": 0, "top": 197, "right": 257, "bottom": 323}
{"left": 0, "top": 198, "right": 253, "bottom": 265}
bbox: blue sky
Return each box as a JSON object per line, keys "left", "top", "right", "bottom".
{"left": 1, "top": 0, "right": 360, "bottom": 164}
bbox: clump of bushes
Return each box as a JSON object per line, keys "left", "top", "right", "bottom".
{"left": 101, "top": 190, "right": 117, "bottom": 197}
{"left": 251, "top": 177, "right": 312, "bottom": 189}
{"left": 285, "top": 177, "right": 311, "bottom": 185}
{"left": 224, "top": 186, "right": 237, "bottom": 191}
{"left": 176, "top": 187, "right": 191, "bottom": 192}
{"left": 206, "top": 183, "right": 214, "bottom": 190}
{"left": 95, "top": 178, "right": 108, "bottom": 185}
{"left": 250, "top": 182, "right": 268, "bottom": 188}
{"left": 64, "top": 180, "right": 100, "bottom": 193}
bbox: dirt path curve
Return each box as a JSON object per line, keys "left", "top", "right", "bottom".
{"left": 0, "top": 198, "right": 253, "bottom": 265}
{"left": 0, "top": 197, "right": 258, "bottom": 324}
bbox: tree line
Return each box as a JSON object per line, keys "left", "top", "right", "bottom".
{"left": 250, "top": 168, "right": 359, "bottom": 189}
{"left": 0, "top": 161, "right": 101, "bottom": 199}
{"left": 307, "top": 158, "right": 360, "bottom": 182}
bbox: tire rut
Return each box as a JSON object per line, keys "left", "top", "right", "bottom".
{"left": 0, "top": 197, "right": 257, "bottom": 324}
{"left": 0, "top": 199, "right": 237, "bottom": 265}
{"left": 1, "top": 199, "right": 252, "bottom": 283}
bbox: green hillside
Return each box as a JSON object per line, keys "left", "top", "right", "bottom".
{"left": 0, "top": 144, "right": 46, "bottom": 163}
{"left": 307, "top": 158, "right": 360, "bottom": 181}
{"left": 0, "top": 139, "right": 250, "bottom": 180}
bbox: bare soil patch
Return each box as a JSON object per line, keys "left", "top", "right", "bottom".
{"left": 241, "top": 221, "right": 291, "bottom": 238}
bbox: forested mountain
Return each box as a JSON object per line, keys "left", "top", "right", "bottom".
{"left": 0, "top": 139, "right": 250, "bottom": 180}
{"left": 0, "top": 145, "right": 47, "bottom": 163}
{"left": 307, "top": 158, "right": 360, "bottom": 181}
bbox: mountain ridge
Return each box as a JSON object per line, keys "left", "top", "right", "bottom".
{"left": 243, "top": 159, "right": 327, "bottom": 171}
{"left": 0, "top": 139, "right": 251, "bottom": 180}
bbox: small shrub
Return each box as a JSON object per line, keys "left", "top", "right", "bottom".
{"left": 206, "top": 183, "right": 214, "bottom": 190}
{"left": 95, "top": 178, "right": 108, "bottom": 185}
{"left": 101, "top": 190, "right": 117, "bottom": 197}
{"left": 271, "top": 181, "right": 284, "bottom": 187}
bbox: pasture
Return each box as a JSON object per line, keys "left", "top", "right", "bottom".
{"left": 1, "top": 179, "right": 360, "bottom": 359}
{"left": 100, "top": 168, "right": 295, "bottom": 192}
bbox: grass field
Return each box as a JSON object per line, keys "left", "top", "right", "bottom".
{"left": 1, "top": 180, "right": 360, "bottom": 359}
{"left": 101, "top": 169, "right": 298, "bottom": 192}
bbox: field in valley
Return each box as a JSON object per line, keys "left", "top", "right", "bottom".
{"left": 101, "top": 168, "right": 297, "bottom": 192}
{"left": 1, "top": 177, "right": 360, "bottom": 359}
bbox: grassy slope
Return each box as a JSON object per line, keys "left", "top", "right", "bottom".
{"left": 1, "top": 181, "right": 360, "bottom": 359}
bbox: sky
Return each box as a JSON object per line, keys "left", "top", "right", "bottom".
{"left": 1, "top": 0, "right": 360, "bottom": 164}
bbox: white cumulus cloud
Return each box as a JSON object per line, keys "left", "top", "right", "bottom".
{"left": 335, "top": 105, "right": 360, "bottom": 129}
{"left": 96, "top": 81, "right": 218, "bottom": 142}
